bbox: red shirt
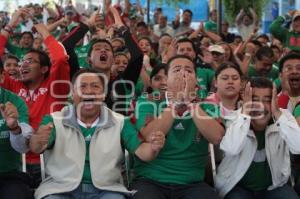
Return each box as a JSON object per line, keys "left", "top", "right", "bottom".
{"left": 1, "top": 35, "right": 70, "bottom": 163}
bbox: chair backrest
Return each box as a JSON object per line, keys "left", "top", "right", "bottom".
{"left": 209, "top": 143, "right": 217, "bottom": 185}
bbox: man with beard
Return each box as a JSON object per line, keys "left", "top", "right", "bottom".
{"left": 1, "top": 23, "right": 70, "bottom": 187}
{"left": 247, "top": 46, "right": 279, "bottom": 82}
{"left": 62, "top": 6, "right": 143, "bottom": 115}
{"left": 216, "top": 77, "right": 300, "bottom": 199}
{"left": 30, "top": 68, "right": 165, "bottom": 199}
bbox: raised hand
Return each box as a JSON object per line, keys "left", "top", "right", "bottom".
{"left": 242, "top": 82, "right": 252, "bottom": 116}
{"left": 271, "top": 83, "right": 282, "bottom": 120}
{"left": 34, "top": 23, "right": 50, "bottom": 39}
{"left": 30, "top": 123, "right": 53, "bottom": 153}
{"left": 0, "top": 102, "right": 19, "bottom": 133}
{"left": 110, "top": 6, "right": 125, "bottom": 28}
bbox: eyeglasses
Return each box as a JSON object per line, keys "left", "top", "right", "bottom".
{"left": 18, "top": 59, "right": 40, "bottom": 66}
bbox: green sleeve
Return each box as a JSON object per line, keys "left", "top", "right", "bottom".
{"left": 293, "top": 104, "right": 300, "bottom": 118}
{"left": 269, "top": 16, "right": 288, "bottom": 43}
{"left": 6, "top": 40, "right": 18, "bottom": 54}
{"left": 201, "top": 103, "right": 221, "bottom": 119}
{"left": 206, "top": 69, "right": 215, "bottom": 87}
{"left": 13, "top": 95, "right": 28, "bottom": 124}
{"left": 134, "top": 97, "right": 157, "bottom": 131}
{"left": 274, "top": 78, "right": 281, "bottom": 90}
{"left": 121, "top": 118, "right": 142, "bottom": 154}
{"left": 40, "top": 115, "right": 56, "bottom": 149}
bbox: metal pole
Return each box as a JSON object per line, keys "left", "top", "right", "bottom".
{"left": 217, "top": 0, "right": 222, "bottom": 35}
{"left": 147, "top": 0, "right": 150, "bottom": 24}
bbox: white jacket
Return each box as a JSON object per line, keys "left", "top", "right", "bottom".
{"left": 216, "top": 109, "right": 300, "bottom": 198}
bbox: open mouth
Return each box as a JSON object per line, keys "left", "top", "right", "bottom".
{"left": 100, "top": 54, "right": 108, "bottom": 62}
{"left": 20, "top": 69, "right": 30, "bottom": 75}
{"left": 289, "top": 76, "right": 300, "bottom": 85}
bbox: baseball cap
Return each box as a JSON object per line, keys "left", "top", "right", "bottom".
{"left": 208, "top": 45, "right": 225, "bottom": 54}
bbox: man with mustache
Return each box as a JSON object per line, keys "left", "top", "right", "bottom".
{"left": 247, "top": 46, "right": 279, "bottom": 82}
{"left": 216, "top": 77, "right": 300, "bottom": 199}
{"left": 30, "top": 68, "right": 165, "bottom": 199}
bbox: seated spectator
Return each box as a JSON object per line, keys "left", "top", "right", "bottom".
{"left": 0, "top": 64, "right": 33, "bottom": 199}
{"left": 172, "top": 9, "right": 194, "bottom": 36}
{"left": 235, "top": 8, "right": 258, "bottom": 41}
{"left": 132, "top": 55, "right": 224, "bottom": 199}
{"left": 153, "top": 15, "right": 174, "bottom": 37}
{"left": 270, "top": 10, "right": 300, "bottom": 51}
{"left": 246, "top": 46, "right": 279, "bottom": 81}
{"left": 3, "top": 54, "right": 20, "bottom": 80}
{"left": 206, "top": 62, "right": 242, "bottom": 120}
{"left": 1, "top": 23, "right": 70, "bottom": 187}
{"left": 30, "top": 68, "right": 165, "bottom": 199}
{"left": 205, "top": 9, "right": 217, "bottom": 33}
{"left": 220, "top": 21, "right": 235, "bottom": 43}
{"left": 216, "top": 77, "right": 300, "bottom": 199}
{"left": 208, "top": 44, "right": 225, "bottom": 70}
{"left": 61, "top": 7, "right": 143, "bottom": 114}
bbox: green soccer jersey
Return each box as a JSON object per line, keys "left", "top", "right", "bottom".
{"left": 293, "top": 104, "right": 300, "bottom": 118}
{"left": 134, "top": 96, "right": 220, "bottom": 184}
{"left": 0, "top": 88, "right": 29, "bottom": 173}
{"left": 238, "top": 132, "right": 272, "bottom": 191}
{"left": 196, "top": 68, "right": 215, "bottom": 99}
{"left": 75, "top": 43, "right": 91, "bottom": 69}
{"left": 204, "top": 20, "right": 217, "bottom": 33}
{"left": 247, "top": 64, "right": 279, "bottom": 81}
{"left": 43, "top": 113, "right": 141, "bottom": 184}
{"left": 6, "top": 40, "right": 30, "bottom": 60}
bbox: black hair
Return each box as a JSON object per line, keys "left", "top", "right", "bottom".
{"left": 138, "top": 36, "right": 153, "bottom": 46}
{"left": 249, "top": 40, "right": 263, "bottom": 48}
{"left": 136, "top": 21, "right": 148, "bottom": 28}
{"left": 183, "top": 9, "right": 193, "bottom": 17}
{"left": 255, "top": 46, "right": 274, "bottom": 60}
{"left": 87, "top": 39, "right": 113, "bottom": 57}
{"left": 278, "top": 52, "right": 300, "bottom": 72}
{"left": 166, "top": 55, "right": 195, "bottom": 74}
{"left": 4, "top": 54, "right": 19, "bottom": 63}
{"left": 257, "top": 34, "right": 270, "bottom": 42}
{"left": 21, "top": 31, "right": 34, "bottom": 40}
{"left": 177, "top": 37, "right": 197, "bottom": 54}
{"left": 215, "top": 62, "right": 243, "bottom": 78}
{"left": 150, "top": 63, "right": 167, "bottom": 80}
{"left": 270, "top": 44, "right": 281, "bottom": 52}
{"left": 71, "top": 68, "right": 105, "bottom": 87}
{"left": 26, "top": 49, "right": 51, "bottom": 78}
{"left": 250, "top": 76, "right": 273, "bottom": 89}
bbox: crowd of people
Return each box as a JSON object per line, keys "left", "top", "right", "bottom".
{"left": 1, "top": 1, "right": 300, "bottom": 199}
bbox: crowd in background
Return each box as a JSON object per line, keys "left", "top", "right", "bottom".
{"left": 1, "top": 0, "right": 300, "bottom": 199}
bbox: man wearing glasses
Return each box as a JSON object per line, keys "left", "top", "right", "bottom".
{"left": 0, "top": 23, "right": 70, "bottom": 188}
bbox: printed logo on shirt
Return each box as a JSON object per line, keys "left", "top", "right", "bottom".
{"left": 85, "top": 135, "right": 92, "bottom": 142}
{"left": 174, "top": 122, "right": 184, "bottom": 130}
{"left": 18, "top": 88, "right": 48, "bottom": 102}
{"left": 0, "top": 131, "right": 9, "bottom": 139}
{"left": 0, "top": 119, "right": 5, "bottom": 127}
{"left": 253, "top": 149, "right": 266, "bottom": 163}
{"left": 193, "top": 132, "right": 203, "bottom": 143}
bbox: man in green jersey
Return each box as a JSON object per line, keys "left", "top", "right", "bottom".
{"left": 0, "top": 65, "right": 33, "bottom": 199}
{"left": 132, "top": 55, "right": 224, "bottom": 199}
